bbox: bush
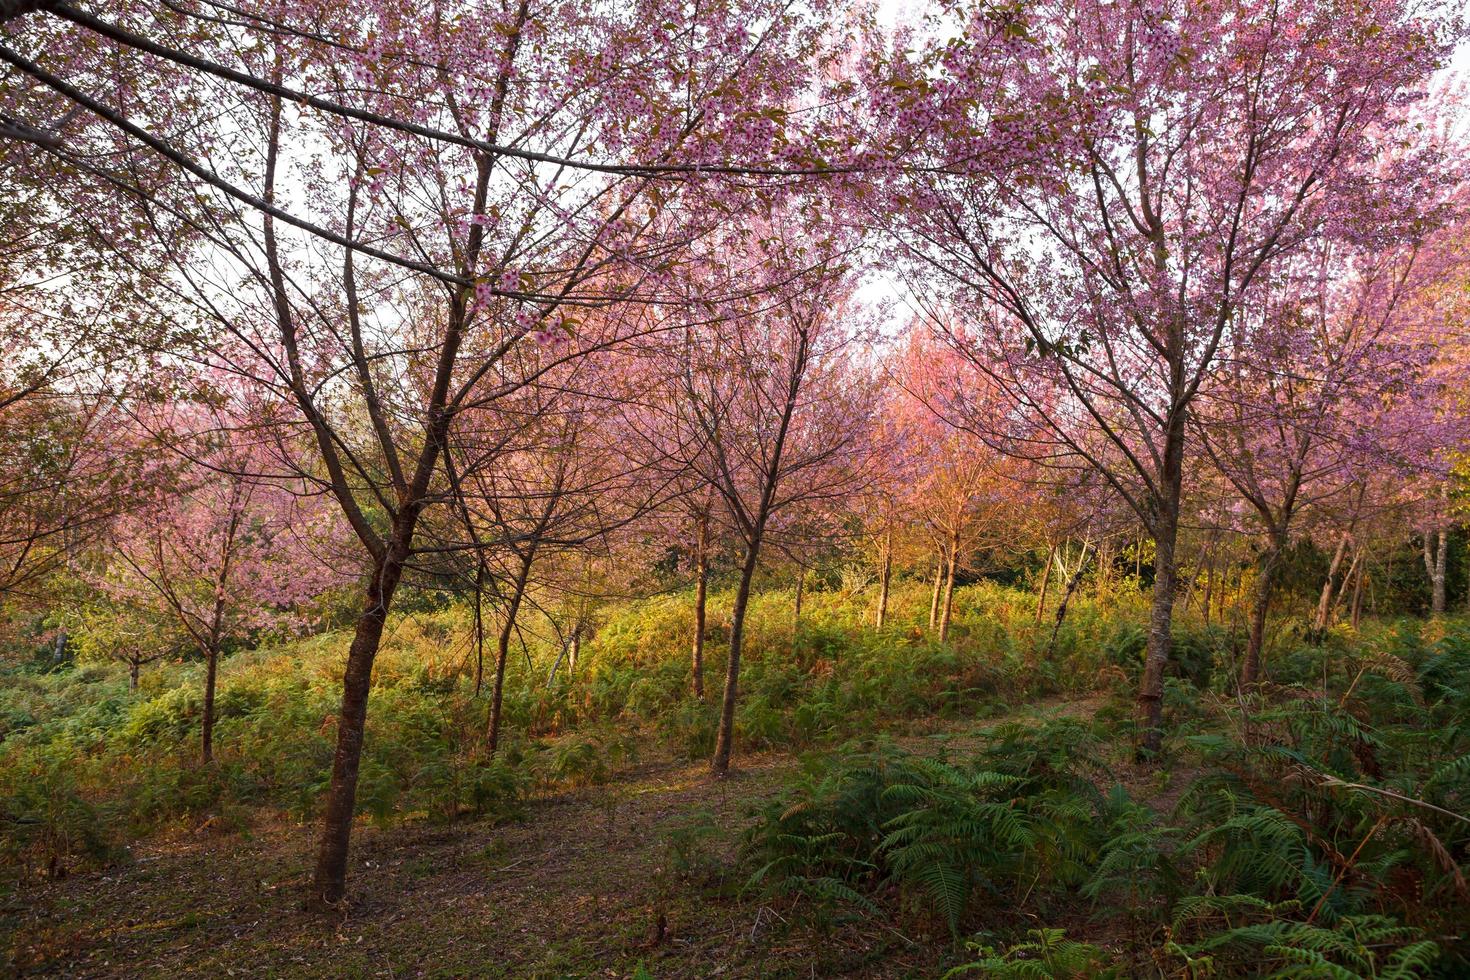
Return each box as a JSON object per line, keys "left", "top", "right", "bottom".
{"left": 0, "top": 743, "right": 119, "bottom": 876}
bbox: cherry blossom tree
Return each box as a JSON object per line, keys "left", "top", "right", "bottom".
{"left": 0, "top": 0, "right": 870, "bottom": 906}
{"left": 887, "top": 325, "right": 1038, "bottom": 641}
{"left": 1198, "top": 231, "right": 1468, "bottom": 684}
{"left": 439, "top": 351, "right": 676, "bottom": 755}
{"left": 658, "top": 216, "right": 875, "bottom": 775}
{"left": 875, "top": 0, "right": 1462, "bottom": 753}
{"left": 107, "top": 398, "right": 347, "bottom": 762}
{"left": 0, "top": 392, "right": 146, "bottom": 603}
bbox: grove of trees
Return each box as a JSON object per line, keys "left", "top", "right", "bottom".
{"left": 3, "top": 1, "right": 1470, "bottom": 973}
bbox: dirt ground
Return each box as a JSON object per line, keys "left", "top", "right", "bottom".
{"left": 4, "top": 703, "right": 1108, "bottom": 979}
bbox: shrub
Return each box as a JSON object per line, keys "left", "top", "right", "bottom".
{"left": 0, "top": 743, "right": 119, "bottom": 876}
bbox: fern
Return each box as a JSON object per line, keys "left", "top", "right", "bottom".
{"left": 945, "top": 928, "right": 1115, "bottom": 979}
{"left": 1422, "top": 750, "right": 1470, "bottom": 795}
{"left": 1182, "top": 913, "right": 1440, "bottom": 979}
{"left": 1084, "top": 785, "right": 1180, "bottom": 908}
{"left": 743, "top": 722, "right": 1116, "bottom": 935}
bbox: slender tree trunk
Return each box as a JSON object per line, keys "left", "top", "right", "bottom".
{"left": 928, "top": 559, "right": 943, "bottom": 630}
{"left": 1315, "top": 534, "right": 1349, "bottom": 630}
{"left": 201, "top": 644, "right": 220, "bottom": 764}
{"left": 129, "top": 659, "right": 140, "bottom": 692}
{"left": 1431, "top": 530, "right": 1448, "bottom": 616}
{"left": 875, "top": 531, "right": 892, "bottom": 631}
{"left": 1191, "top": 550, "right": 1213, "bottom": 615}
{"left": 310, "top": 544, "right": 407, "bottom": 909}
{"left": 1046, "top": 541, "right": 1090, "bottom": 655}
{"left": 1201, "top": 557, "right": 1215, "bottom": 627}
{"left": 691, "top": 513, "right": 708, "bottom": 700}
{"left": 1241, "top": 538, "right": 1282, "bottom": 689}
{"left": 712, "top": 542, "right": 762, "bottom": 776}
{"left": 1136, "top": 419, "right": 1185, "bottom": 760}
{"left": 939, "top": 530, "right": 959, "bottom": 642}
{"left": 487, "top": 558, "right": 534, "bottom": 756}
{"left": 1350, "top": 562, "right": 1366, "bottom": 629}
{"left": 487, "top": 479, "right": 560, "bottom": 753}
{"left": 1331, "top": 548, "right": 1362, "bottom": 625}
{"left": 472, "top": 563, "right": 486, "bottom": 697}
{"left": 1435, "top": 484, "right": 1450, "bottom": 615}
{"left": 792, "top": 566, "right": 805, "bottom": 641}
{"left": 1216, "top": 564, "right": 1230, "bottom": 624}
{"left": 1034, "top": 543, "right": 1055, "bottom": 624}
{"left": 1424, "top": 496, "right": 1449, "bottom": 616}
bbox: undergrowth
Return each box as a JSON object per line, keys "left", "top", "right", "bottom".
{"left": 736, "top": 620, "right": 1470, "bottom": 978}
{"left": 0, "top": 580, "right": 1134, "bottom": 882}
{"left": 3, "top": 578, "right": 1466, "bottom": 980}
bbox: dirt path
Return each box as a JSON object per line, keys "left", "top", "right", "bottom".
{"left": 5, "top": 700, "right": 1105, "bottom": 979}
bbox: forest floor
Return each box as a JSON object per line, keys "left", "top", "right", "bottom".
{"left": 5, "top": 698, "right": 1111, "bottom": 979}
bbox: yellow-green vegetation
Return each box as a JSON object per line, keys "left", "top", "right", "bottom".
{"left": 0, "top": 580, "right": 1140, "bottom": 875}
{"left": 3, "top": 580, "right": 1469, "bottom": 977}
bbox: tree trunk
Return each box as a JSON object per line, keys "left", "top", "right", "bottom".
{"left": 1034, "top": 543, "right": 1055, "bottom": 624}
{"left": 129, "top": 659, "right": 140, "bottom": 692}
{"left": 1046, "top": 541, "right": 1090, "bottom": 655}
{"left": 472, "top": 563, "right": 486, "bottom": 697}
{"left": 793, "top": 566, "right": 805, "bottom": 638}
{"left": 310, "top": 547, "right": 406, "bottom": 909}
{"left": 487, "top": 560, "right": 533, "bottom": 757}
{"left": 1241, "top": 539, "right": 1282, "bottom": 689}
{"left": 691, "top": 514, "right": 708, "bottom": 700}
{"left": 939, "top": 531, "right": 959, "bottom": 642}
{"left": 1315, "top": 534, "right": 1349, "bottom": 630}
{"left": 201, "top": 645, "right": 219, "bottom": 764}
{"left": 200, "top": 517, "right": 237, "bottom": 767}
{"left": 1424, "top": 511, "right": 1448, "bottom": 616}
{"left": 875, "top": 532, "right": 892, "bottom": 631}
{"left": 1136, "top": 421, "right": 1184, "bottom": 759}
{"left": 1201, "top": 557, "right": 1215, "bottom": 627}
{"left": 1331, "top": 548, "right": 1361, "bottom": 625}
{"left": 712, "top": 542, "right": 762, "bottom": 776}
{"left": 928, "top": 559, "right": 943, "bottom": 630}
{"left": 1434, "top": 484, "right": 1450, "bottom": 615}
{"left": 1216, "top": 564, "right": 1230, "bottom": 623}
{"left": 487, "top": 484, "right": 558, "bottom": 754}
{"left": 1431, "top": 531, "right": 1448, "bottom": 616}
{"left": 1350, "top": 562, "right": 1366, "bottom": 629}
